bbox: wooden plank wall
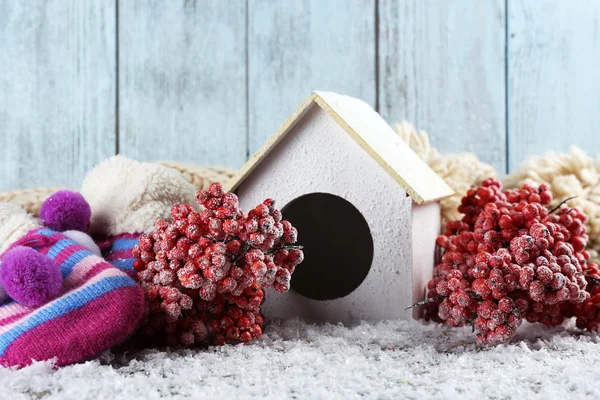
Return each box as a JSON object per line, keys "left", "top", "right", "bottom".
{"left": 1, "top": 0, "right": 599, "bottom": 191}
{"left": 0, "top": 1, "right": 116, "bottom": 191}
{"left": 248, "top": 0, "right": 376, "bottom": 155}
{"left": 508, "top": 0, "right": 600, "bottom": 172}
{"left": 379, "top": 0, "right": 507, "bottom": 173}
{"left": 119, "top": 0, "right": 247, "bottom": 168}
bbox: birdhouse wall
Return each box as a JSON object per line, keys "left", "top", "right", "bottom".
{"left": 411, "top": 201, "right": 441, "bottom": 319}
{"left": 235, "top": 104, "right": 415, "bottom": 324}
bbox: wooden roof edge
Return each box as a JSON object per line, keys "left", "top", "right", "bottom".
{"left": 225, "top": 93, "right": 318, "bottom": 193}
{"left": 313, "top": 93, "right": 454, "bottom": 204}
{"left": 226, "top": 91, "right": 454, "bottom": 204}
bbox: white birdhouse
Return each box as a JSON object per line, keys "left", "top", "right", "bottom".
{"left": 226, "top": 91, "right": 453, "bottom": 324}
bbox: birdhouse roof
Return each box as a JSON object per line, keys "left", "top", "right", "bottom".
{"left": 226, "top": 91, "right": 454, "bottom": 204}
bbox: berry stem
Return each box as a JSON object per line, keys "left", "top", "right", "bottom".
{"left": 232, "top": 242, "right": 252, "bottom": 264}
{"left": 464, "top": 289, "right": 483, "bottom": 301}
{"left": 584, "top": 274, "right": 600, "bottom": 288}
{"left": 265, "top": 244, "right": 304, "bottom": 254}
{"left": 405, "top": 295, "right": 445, "bottom": 310}
{"left": 232, "top": 242, "right": 304, "bottom": 264}
{"left": 549, "top": 196, "right": 578, "bottom": 214}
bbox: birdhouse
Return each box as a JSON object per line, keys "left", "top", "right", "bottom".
{"left": 226, "top": 91, "right": 453, "bottom": 324}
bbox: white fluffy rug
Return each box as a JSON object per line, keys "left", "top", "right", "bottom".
{"left": 2, "top": 318, "right": 600, "bottom": 399}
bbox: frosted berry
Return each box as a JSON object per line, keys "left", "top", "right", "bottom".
{"left": 132, "top": 183, "right": 303, "bottom": 347}
{"left": 423, "top": 178, "right": 597, "bottom": 345}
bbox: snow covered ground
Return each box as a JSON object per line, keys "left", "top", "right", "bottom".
{"left": 2, "top": 318, "right": 600, "bottom": 400}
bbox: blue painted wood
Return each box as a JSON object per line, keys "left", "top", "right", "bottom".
{"left": 118, "top": 0, "right": 247, "bottom": 169}
{"left": 3, "top": 1, "right": 600, "bottom": 190}
{"left": 247, "top": 0, "right": 377, "bottom": 155}
{"left": 378, "top": 0, "right": 507, "bottom": 174}
{"left": 508, "top": 0, "right": 600, "bottom": 171}
{"left": 0, "top": 1, "right": 116, "bottom": 191}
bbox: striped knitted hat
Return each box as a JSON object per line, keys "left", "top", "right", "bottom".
{"left": 0, "top": 228, "right": 144, "bottom": 368}
{"left": 97, "top": 232, "right": 141, "bottom": 277}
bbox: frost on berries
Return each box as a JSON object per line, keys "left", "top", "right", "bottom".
{"left": 423, "top": 178, "right": 600, "bottom": 345}
{"left": 132, "top": 182, "right": 303, "bottom": 347}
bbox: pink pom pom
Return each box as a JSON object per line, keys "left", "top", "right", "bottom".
{"left": 0, "top": 246, "right": 62, "bottom": 307}
{"left": 40, "top": 190, "right": 91, "bottom": 232}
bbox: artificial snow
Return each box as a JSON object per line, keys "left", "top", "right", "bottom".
{"left": 2, "top": 318, "right": 600, "bottom": 399}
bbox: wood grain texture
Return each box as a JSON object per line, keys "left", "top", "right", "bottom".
{"left": 247, "top": 0, "right": 376, "bottom": 155}
{"left": 379, "top": 0, "right": 507, "bottom": 173}
{"left": 0, "top": 0, "right": 116, "bottom": 191}
{"left": 508, "top": 0, "right": 600, "bottom": 171}
{"left": 118, "top": 0, "right": 247, "bottom": 169}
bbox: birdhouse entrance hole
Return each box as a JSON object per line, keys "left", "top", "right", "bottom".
{"left": 281, "top": 193, "right": 374, "bottom": 300}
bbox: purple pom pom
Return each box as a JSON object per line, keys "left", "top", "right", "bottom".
{"left": 0, "top": 246, "right": 62, "bottom": 307}
{"left": 40, "top": 190, "right": 91, "bottom": 232}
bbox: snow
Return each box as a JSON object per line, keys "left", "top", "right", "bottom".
{"left": 2, "top": 318, "right": 600, "bottom": 399}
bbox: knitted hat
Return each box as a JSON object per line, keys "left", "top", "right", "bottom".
{"left": 0, "top": 228, "right": 144, "bottom": 368}
{"left": 81, "top": 156, "right": 197, "bottom": 237}
{"left": 97, "top": 232, "right": 141, "bottom": 278}
{"left": 79, "top": 156, "right": 197, "bottom": 277}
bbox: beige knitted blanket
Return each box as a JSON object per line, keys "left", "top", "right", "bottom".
{"left": 2, "top": 138, "right": 599, "bottom": 262}
{"left": 395, "top": 121, "right": 600, "bottom": 263}
{"left": 0, "top": 162, "right": 236, "bottom": 216}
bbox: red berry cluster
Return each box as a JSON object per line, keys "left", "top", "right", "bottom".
{"left": 132, "top": 182, "right": 303, "bottom": 347}
{"left": 563, "top": 256, "right": 600, "bottom": 331}
{"left": 425, "top": 178, "right": 599, "bottom": 345}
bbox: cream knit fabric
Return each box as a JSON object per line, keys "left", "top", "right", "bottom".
{"left": 394, "top": 121, "right": 497, "bottom": 226}
{"left": 80, "top": 156, "right": 198, "bottom": 237}
{"left": 0, "top": 202, "right": 40, "bottom": 255}
{"left": 504, "top": 147, "right": 600, "bottom": 264}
